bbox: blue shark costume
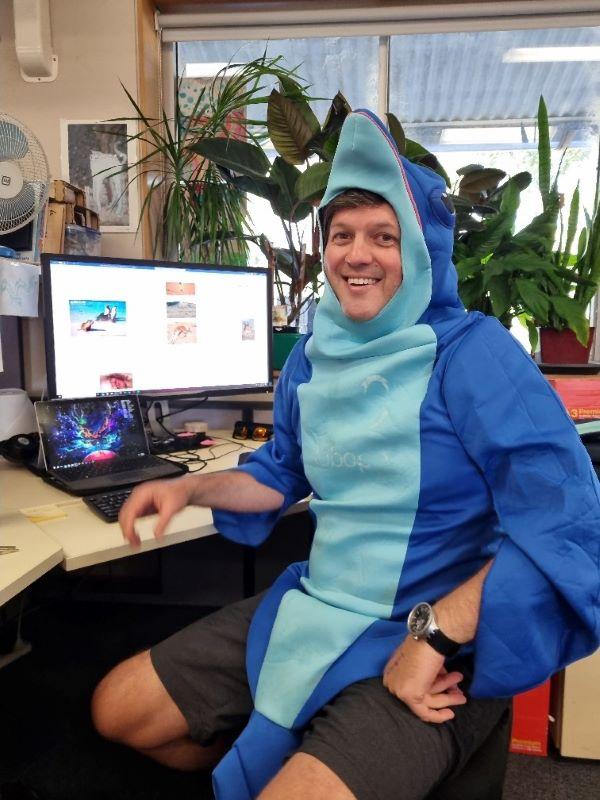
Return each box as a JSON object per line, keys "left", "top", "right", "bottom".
{"left": 211, "top": 111, "right": 600, "bottom": 799}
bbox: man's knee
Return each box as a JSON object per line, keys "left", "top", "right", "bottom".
{"left": 91, "top": 649, "right": 185, "bottom": 749}
{"left": 259, "top": 753, "right": 356, "bottom": 800}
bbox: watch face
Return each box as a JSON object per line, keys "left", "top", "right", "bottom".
{"left": 408, "top": 602, "right": 433, "bottom": 637}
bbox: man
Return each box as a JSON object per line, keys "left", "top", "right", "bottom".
{"left": 92, "top": 111, "right": 600, "bottom": 800}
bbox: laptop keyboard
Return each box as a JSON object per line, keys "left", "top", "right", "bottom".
{"left": 84, "top": 487, "right": 134, "bottom": 522}
{"left": 60, "top": 456, "right": 161, "bottom": 481}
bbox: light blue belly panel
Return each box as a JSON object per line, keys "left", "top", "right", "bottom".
{"left": 254, "top": 589, "right": 374, "bottom": 728}
{"left": 299, "top": 329, "right": 437, "bottom": 618}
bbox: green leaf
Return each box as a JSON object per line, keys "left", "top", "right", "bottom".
{"left": 458, "top": 168, "right": 506, "bottom": 201}
{"left": 456, "top": 164, "right": 485, "bottom": 176}
{"left": 307, "top": 92, "right": 351, "bottom": 161}
{"left": 488, "top": 275, "right": 512, "bottom": 318}
{"left": 560, "top": 183, "right": 580, "bottom": 269}
{"left": 515, "top": 278, "right": 550, "bottom": 323}
{"left": 510, "top": 202, "right": 559, "bottom": 256}
{"left": 454, "top": 257, "right": 485, "bottom": 280}
{"left": 230, "top": 174, "right": 277, "bottom": 202}
{"left": 406, "top": 141, "right": 451, "bottom": 187}
{"left": 321, "top": 92, "right": 352, "bottom": 138}
{"left": 386, "top": 113, "right": 406, "bottom": 155}
{"left": 267, "top": 89, "right": 319, "bottom": 164}
{"left": 270, "top": 156, "right": 312, "bottom": 222}
{"left": 549, "top": 296, "right": 590, "bottom": 345}
{"left": 537, "top": 96, "right": 551, "bottom": 208}
{"left": 524, "top": 317, "right": 539, "bottom": 353}
{"left": 189, "top": 137, "right": 270, "bottom": 179}
{"left": 458, "top": 275, "right": 485, "bottom": 310}
{"left": 296, "top": 161, "right": 331, "bottom": 202}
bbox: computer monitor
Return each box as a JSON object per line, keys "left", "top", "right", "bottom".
{"left": 41, "top": 254, "right": 272, "bottom": 399}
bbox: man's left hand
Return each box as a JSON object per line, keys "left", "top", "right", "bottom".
{"left": 383, "top": 635, "right": 466, "bottom": 723}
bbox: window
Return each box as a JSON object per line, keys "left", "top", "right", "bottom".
{"left": 164, "top": 7, "right": 600, "bottom": 343}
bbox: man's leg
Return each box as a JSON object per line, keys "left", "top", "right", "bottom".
{"left": 258, "top": 673, "right": 510, "bottom": 800}
{"left": 92, "top": 593, "right": 262, "bottom": 771}
{"left": 91, "top": 650, "right": 226, "bottom": 771}
{"left": 258, "top": 754, "right": 356, "bottom": 800}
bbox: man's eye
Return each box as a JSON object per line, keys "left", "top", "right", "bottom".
{"left": 377, "top": 233, "right": 397, "bottom": 244}
{"left": 331, "top": 232, "right": 350, "bottom": 242}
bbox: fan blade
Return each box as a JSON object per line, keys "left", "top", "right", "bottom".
{"left": 0, "top": 121, "right": 29, "bottom": 160}
{"left": 0, "top": 181, "right": 36, "bottom": 232}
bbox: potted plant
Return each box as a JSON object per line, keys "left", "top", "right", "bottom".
{"left": 446, "top": 97, "right": 599, "bottom": 361}
{"left": 101, "top": 55, "right": 313, "bottom": 265}
{"left": 192, "top": 89, "right": 352, "bottom": 367}
{"left": 538, "top": 140, "right": 600, "bottom": 363}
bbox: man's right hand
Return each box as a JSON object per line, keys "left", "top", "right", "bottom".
{"left": 119, "top": 476, "right": 197, "bottom": 546}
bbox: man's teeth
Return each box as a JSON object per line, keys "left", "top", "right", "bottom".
{"left": 347, "top": 277, "right": 378, "bottom": 285}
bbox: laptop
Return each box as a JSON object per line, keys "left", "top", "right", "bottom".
{"left": 35, "top": 394, "right": 188, "bottom": 495}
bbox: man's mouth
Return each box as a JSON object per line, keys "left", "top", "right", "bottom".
{"left": 345, "top": 277, "right": 380, "bottom": 286}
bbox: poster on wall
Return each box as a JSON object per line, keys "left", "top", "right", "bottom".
{"left": 60, "top": 120, "right": 138, "bottom": 233}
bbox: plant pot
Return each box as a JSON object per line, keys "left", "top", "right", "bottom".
{"left": 539, "top": 327, "right": 595, "bottom": 364}
{"left": 272, "top": 329, "right": 303, "bottom": 371}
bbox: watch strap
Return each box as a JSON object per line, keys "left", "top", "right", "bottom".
{"left": 425, "top": 627, "right": 460, "bottom": 658}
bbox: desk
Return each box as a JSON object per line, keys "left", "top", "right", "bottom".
{"left": 0, "top": 433, "right": 263, "bottom": 598}
{"left": 0, "top": 512, "right": 63, "bottom": 606}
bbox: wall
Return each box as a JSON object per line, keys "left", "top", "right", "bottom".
{"left": 0, "top": 0, "right": 145, "bottom": 393}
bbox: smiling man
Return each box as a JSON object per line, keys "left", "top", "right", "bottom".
{"left": 92, "top": 111, "right": 600, "bottom": 800}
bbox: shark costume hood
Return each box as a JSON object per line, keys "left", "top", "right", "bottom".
{"left": 212, "top": 112, "right": 600, "bottom": 799}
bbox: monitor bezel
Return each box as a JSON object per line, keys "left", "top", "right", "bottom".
{"left": 41, "top": 253, "right": 274, "bottom": 401}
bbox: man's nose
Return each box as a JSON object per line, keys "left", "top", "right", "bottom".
{"left": 344, "top": 236, "right": 373, "bottom": 265}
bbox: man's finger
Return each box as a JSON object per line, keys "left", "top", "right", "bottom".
{"left": 430, "top": 670, "right": 464, "bottom": 695}
{"left": 119, "top": 485, "right": 156, "bottom": 544}
{"left": 424, "top": 691, "right": 468, "bottom": 710}
{"left": 416, "top": 707, "right": 456, "bottom": 724}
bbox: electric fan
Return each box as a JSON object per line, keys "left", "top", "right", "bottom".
{"left": 0, "top": 113, "right": 49, "bottom": 237}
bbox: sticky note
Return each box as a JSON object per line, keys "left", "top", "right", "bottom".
{"left": 21, "top": 504, "right": 69, "bottom": 524}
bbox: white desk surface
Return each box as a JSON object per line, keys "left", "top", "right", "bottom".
{"left": 0, "top": 511, "right": 63, "bottom": 606}
{"left": 1, "top": 433, "right": 262, "bottom": 582}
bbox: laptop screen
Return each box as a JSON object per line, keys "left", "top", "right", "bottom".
{"left": 36, "top": 396, "right": 148, "bottom": 470}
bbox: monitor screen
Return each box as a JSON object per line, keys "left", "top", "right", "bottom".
{"left": 41, "top": 255, "right": 272, "bottom": 399}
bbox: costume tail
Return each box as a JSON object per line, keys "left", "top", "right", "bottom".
{"left": 212, "top": 710, "right": 302, "bottom": 800}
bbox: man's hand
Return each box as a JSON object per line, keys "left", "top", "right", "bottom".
{"left": 383, "top": 635, "right": 466, "bottom": 723}
{"left": 119, "top": 476, "right": 197, "bottom": 546}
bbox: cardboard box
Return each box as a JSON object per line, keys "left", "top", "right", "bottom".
{"left": 551, "top": 649, "right": 600, "bottom": 759}
{"left": 42, "top": 201, "right": 66, "bottom": 253}
{"left": 510, "top": 681, "right": 551, "bottom": 756}
{"left": 547, "top": 377, "right": 600, "bottom": 420}
{"left": 50, "top": 179, "right": 79, "bottom": 205}
{"left": 85, "top": 208, "right": 99, "bottom": 230}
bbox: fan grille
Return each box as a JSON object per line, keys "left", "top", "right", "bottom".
{"left": 0, "top": 114, "right": 49, "bottom": 234}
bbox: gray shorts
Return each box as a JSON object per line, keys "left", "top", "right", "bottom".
{"left": 150, "top": 593, "right": 510, "bottom": 800}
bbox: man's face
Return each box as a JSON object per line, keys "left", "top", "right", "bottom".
{"left": 324, "top": 203, "right": 402, "bottom": 322}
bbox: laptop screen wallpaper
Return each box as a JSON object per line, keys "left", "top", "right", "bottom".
{"left": 42, "top": 397, "right": 147, "bottom": 469}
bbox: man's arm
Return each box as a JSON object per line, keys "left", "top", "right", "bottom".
{"left": 119, "top": 471, "right": 284, "bottom": 546}
{"left": 383, "top": 559, "right": 493, "bottom": 723}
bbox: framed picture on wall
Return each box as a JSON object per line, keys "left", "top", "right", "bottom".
{"left": 60, "top": 120, "right": 139, "bottom": 233}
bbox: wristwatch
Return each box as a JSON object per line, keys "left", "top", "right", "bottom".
{"left": 407, "top": 602, "right": 460, "bottom": 658}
